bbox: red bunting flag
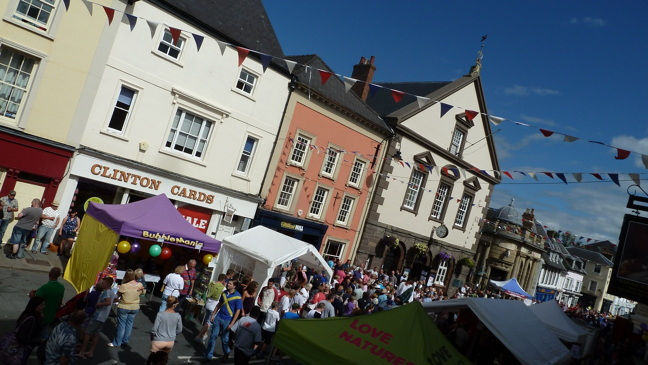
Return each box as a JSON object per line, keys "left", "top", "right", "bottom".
{"left": 418, "top": 163, "right": 426, "bottom": 172}
{"left": 319, "top": 70, "right": 333, "bottom": 85}
{"left": 614, "top": 148, "right": 630, "bottom": 160}
{"left": 465, "top": 110, "right": 478, "bottom": 120}
{"left": 539, "top": 129, "right": 554, "bottom": 137}
{"left": 543, "top": 172, "right": 554, "bottom": 179}
{"left": 502, "top": 171, "right": 513, "bottom": 179}
{"left": 398, "top": 160, "right": 404, "bottom": 167}
{"left": 236, "top": 47, "right": 250, "bottom": 66}
{"left": 103, "top": 6, "right": 115, "bottom": 25}
{"left": 591, "top": 173, "right": 603, "bottom": 180}
{"left": 169, "top": 27, "right": 182, "bottom": 45}
{"left": 391, "top": 90, "right": 405, "bottom": 103}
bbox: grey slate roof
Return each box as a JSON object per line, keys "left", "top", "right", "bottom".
{"left": 150, "top": 0, "right": 284, "bottom": 57}
{"left": 365, "top": 81, "right": 451, "bottom": 117}
{"left": 287, "top": 55, "right": 392, "bottom": 135}
{"left": 542, "top": 252, "right": 566, "bottom": 271}
{"left": 566, "top": 247, "right": 614, "bottom": 266}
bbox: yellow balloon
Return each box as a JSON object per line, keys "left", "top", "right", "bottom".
{"left": 203, "top": 254, "right": 213, "bottom": 265}
{"left": 117, "top": 241, "right": 131, "bottom": 254}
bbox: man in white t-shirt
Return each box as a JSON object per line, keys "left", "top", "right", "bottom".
{"left": 160, "top": 266, "right": 184, "bottom": 312}
{"left": 32, "top": 201, "right": 61, "bottom": 254}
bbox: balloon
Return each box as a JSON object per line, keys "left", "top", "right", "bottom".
{"left": 203, "top": 254, "right": 214, "bottom": 265}
{"left": 160, "top": 247, "right": 172, "bottom": 260}
{"left": 149, "top": 244, "right": 162, "bottom": 257}
{"left": 117, "top": 241, "right": 131, "bottom": 254}
{"left": 130, "top": 242, "right": 141, "bottom": 254}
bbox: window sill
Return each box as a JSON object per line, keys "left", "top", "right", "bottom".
{"left": 100, "top": 129, "right": 129, "bottom": 142}
{"left": 428, "top": 216, "right": 444, "bottom": 224}
{"left": 231, "top": 172, "right": 251, "bottom": 182}
{"left": 452, "top": 224, "right": 466, "bottom": 232}
{"left": 3, "top": 17, "right": 55, "bottom": 40}
{"left": 286, "top": 161, "right": 306, "bottom": 170}
{"left": 271, "top": 205, "right": 293, "bottom": 215}
{"left": 158, "top": 149, "right": 207, "bottom": 167}
{"left": 151, "top": 50, "right": 184, "bottom": 67}
{"left": 230, "top": 87, "right": 256, "bottom": 102}
{"left": 400, "top": 206, "right": 419, "bottom": 216}
{"left": 333, "top": 222, "right": 351, "bottom": 229}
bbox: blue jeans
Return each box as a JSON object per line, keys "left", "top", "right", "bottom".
{"left": 0, "top": 219, "right": 10, "bottom": 242}
{"left": 112, "top": 307, "right": 139, "bottom": 346}
{"left": 9, "top": 226, "right": 30, "bottom": 258}
{"left": 205, "top": 316, "right": 232, "bottom": 359}
{"left": 32, "top": 226, "right": 55, "bottom": 253}
{"left": 159, "top": 294, "right": 169, "bottom": 312}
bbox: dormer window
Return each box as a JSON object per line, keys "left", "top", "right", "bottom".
{"left": 449, "top": 113, "right": 475, "bottom": 157}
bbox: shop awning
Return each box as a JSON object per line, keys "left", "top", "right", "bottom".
{"left": 489, "top": 278, "right": 533, "bottom": 299}
{"left": 87, "top": 194, "right": 221, "bottom": 252}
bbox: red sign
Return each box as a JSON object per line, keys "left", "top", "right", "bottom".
{"left": 177, "top": 204, "right": 212, "bottom": 233}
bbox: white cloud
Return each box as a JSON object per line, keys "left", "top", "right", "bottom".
{"left": 570, "top": 17, "right": 608, "bottom": 27}
{"left": 610, "top": 135, "right": 648, "bottom": 167}
{"left": 504, "top": 85, "right": 561, "bottom": 96}
{"left": 520, "top": 114, "right": 558, "bottom": 127}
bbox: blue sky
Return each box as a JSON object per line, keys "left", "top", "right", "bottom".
{"left": 263, "top": 1, "right": 648, "bottom": 244}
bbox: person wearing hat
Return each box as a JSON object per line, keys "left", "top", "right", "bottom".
{"left": 32, "top": 200, "right": 61, "bottom": 254}
{"left": 0, "top": 190, "right": 19, "bottom": 244}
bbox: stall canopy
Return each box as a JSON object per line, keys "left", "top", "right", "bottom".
{"left": 274, "top": 301, "right": 468, "bottom": 365}
{"left": 422, "top": 298, "right": 570, "bottom": 365}
{"left": 529, "top": 300, "right": 588, "bottom": 344}
{"left": 64, "top": 194, "right": 220, "bottom": 293}
{"left": 489, "top": 278, "right": 533, "bottom": 298}
{"left": 214, "top": 226, "right": 332, "bottom": 288}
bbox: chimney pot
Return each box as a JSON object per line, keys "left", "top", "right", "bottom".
{"left": 351, "top": 56, "right": 377, "bottom": 101}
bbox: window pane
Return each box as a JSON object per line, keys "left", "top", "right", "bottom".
{"left": 0, "top": 47, "right": 36, "bottom": 119}
{"left": 430, "top": 183, "right": 450, "bottom": 219}
{"left": 277, "top": 177, "right": 298, "bottom": 208}
{"left": 403, "top": 170, "right": 424, "bottom": 209}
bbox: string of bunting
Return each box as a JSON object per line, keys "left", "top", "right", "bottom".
{"left": 70, "top": 1, "right": 647, "bottom": 170}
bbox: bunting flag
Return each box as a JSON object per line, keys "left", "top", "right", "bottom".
{"left": 489, "top": 115, "right": 504, "bottom": 125}
{"left": 146, "top": 20, "right": 159, "bottom": 39}
{"left": 543, "top": 172, "right": 554, "bottom": 179}
{"left": 368, "top": 84, "right": 380, "bottom": 98}
{"left": 102, "top": 6, "right": 115, "bottom": 25}
{"left": 465, "top": 110, "right": 478, "bottom": 121}
{"left": 591, "top": 173, "right": 603, "bottom": 180}
{"left": 556, "top": 173, "right": 567, "bottom": 184}
{"left": 540, "top": 129, "right": 554, "bottom": 137}
{"left": 404, "top": 162, "right": 411, "bottom": 168}
{"left": 391, "top": 90, "right": 404, "bottom": 103}
{"left": 216, "top": 40, "right": 228, "bottom": 56}
{"left": 416, "top": 96, "right": 431, "bottom": 109}
{"left": 82, "top": 0, "right": 92, "bottom": 15}
{"left": 236, "top": 47, "right": 250, "bottom": 66}
{"left": 609, "top": 173, "right": 620, "bottom": 186}
{"left": 563, "top": 135, "right": 578, "bottom": 142}
{"left": 514, "top": 122, "right": 530, "bottom": 126}
{"left": 169, "top": 27, "right": 182, "bottom": 45}
{"left": 629, "top": 173, "right": 641, "bottom": 186}
{"left": 528, "top": 172, "right": 538, "bottom": 181}
{"left": 589, "top": 141, "right": 605, "bottom": 145}
{"left": 613, "top": 148, "right": 630, "bottom": 160}
{"left": 343, "top": 77, "right": 356, "bottom": 92}
{"left": 192, "top": 33, "right": 205, "bottom": 52}
{"left": 319, "top": 70, "right": 333, "bottom": 85}
{"left": 259, "top": 53, "right": 273, "bottom": 72}
{"left": 63, "top": 0, "right": 70, "bottom": 11}
{"left": 502, "top": 171, "right": 513, "bottom": 179}
{"left": 573, "top": 173, "right": 583, "bottom": 182}
{"left": 125, "top": 13, "right": 137, "bottom": 31}
{"left": 440, "top": 103, "right": 453, "bottom": 118}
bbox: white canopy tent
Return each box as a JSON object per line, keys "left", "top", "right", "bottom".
{"left": 529, "top": 300, "right": 588, "bottom": 344}
{"left": 212, "top": 226, "right": 333, "bottom": 288}
{"left": 422, "top": 297, "right": 570, "bottom": 365}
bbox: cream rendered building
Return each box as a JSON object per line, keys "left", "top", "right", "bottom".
{"left": 54, "top": 0, "right": 291, "bottom": 239}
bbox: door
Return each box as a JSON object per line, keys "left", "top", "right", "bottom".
{"left": 3, "top": 181, "right": 46, "bottom": 246}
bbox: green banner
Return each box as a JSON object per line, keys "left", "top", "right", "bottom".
{"left": 274, "top": 301, "right": 468, "bottom": 365}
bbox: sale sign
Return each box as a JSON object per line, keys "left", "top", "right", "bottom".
{"left": 177, "top": 204, "right": 212, "bottom": 233}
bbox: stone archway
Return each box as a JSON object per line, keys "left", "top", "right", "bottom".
{"left": 382, "top": 242, "right": 405, "bottom": 274}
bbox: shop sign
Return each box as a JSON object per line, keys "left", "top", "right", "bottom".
{"left": 281, "top": 221, "right": 303, "bottom": 231}
{"left": 141, "top": 231, "right": 204, "bottom": 248}
{"left": 177, "top": 205, "right": 212, "bottom": 234}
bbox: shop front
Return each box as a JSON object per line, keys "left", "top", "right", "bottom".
{"left": 535, "top": 286, "right": 558, "bottom": 302}
{"left": 253, "top": 209, "right": 328, "bottom": 250}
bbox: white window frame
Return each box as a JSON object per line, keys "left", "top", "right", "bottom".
{"left": 336, "top": 195, "right": 356, "bottom": 226}
{"left": 403, "top": 169, "right": 424, "bottom": 210}
{"left": 449, "top": 128, "right": 465, "bottom": 156}
{"left": 323, "top": 239, "right": 346, "bottom": 262}
{"left": 275, "top": 175, "right": 300, "bottom": 211}
{"left": 454, "top": 193, "right": 473, "bottom": 228}
{"left": 6, "top": 0, "right": 61, "bottom": 36}
{"left": 289, "top": 133, "right": 312, "bottom": 167}
{"left": 155, "top": 28, "right": 186, "bottom": 63}
{"left": 321, "top": 147, "right": 340, "bottom": 179}
{"left": 165, "top": 108, "right": 213, "bottom": 160}
{"left": 235, "top": 68, "right": 257, "bottom": 95}
{"left": 105, "top": 84, "right": 139, "bottom": 135}
{"left": 308, "top": 186, "right": 329, "bottom": 220}
{"left": 434, "top": 260, "right": 448, "bottom": 285}
{"left": 0, "top": 43, "right": 40, "bottom": 123}
{"left": 235, "top": 135, "right": 259, "bottom": 176}
{"left": 430, "top": 182, "right": 452, "bottom": 220}
{"left": 347, "top": 158, "right": 366, "bottom": 188}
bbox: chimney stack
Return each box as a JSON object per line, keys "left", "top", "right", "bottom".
{"left": 350, "top": 56, "right": 376, "bottom": 101}
{"left": 522, "top": 208, "right": 535, "bottom": 229}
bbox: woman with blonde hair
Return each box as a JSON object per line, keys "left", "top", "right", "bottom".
{"left": 148, "top": 296, "right": 182, "bottom": 361}
{"left": 108, "top": 269, "right": 145, "bottom": 348}
{"left": 160, "top": 266, "right": 184, "bottom": 312}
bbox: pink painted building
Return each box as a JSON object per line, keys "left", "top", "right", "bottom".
{"left": 257, "top": 55, "right": 392, "bottom": 263}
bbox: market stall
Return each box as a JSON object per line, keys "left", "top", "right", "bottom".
{"left": 64, "top": 194, "right": 221, "bottom": 293}
{"left": 213, "top": 225, "right": 332, "bottom": 288}
{"left": 489, "top": 278, "right": 533, "bottom": 299}
{"left": 274, "top": 301, "right": 467, "bottom": 365}
{"left": 422, "top": 297, "right": 571, "bottom": 365}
